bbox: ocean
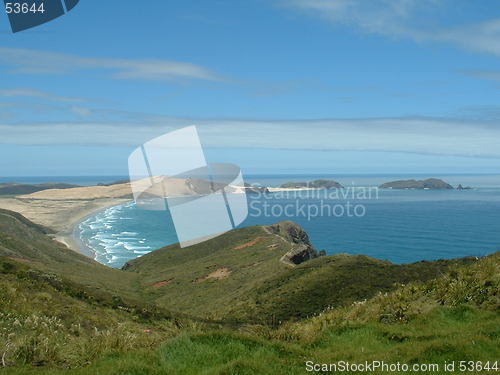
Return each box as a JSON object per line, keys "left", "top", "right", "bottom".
{"left": 71, "top": 174, "right": 500, "bottom": 268}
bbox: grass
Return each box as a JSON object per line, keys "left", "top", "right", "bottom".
{"left": 0, "top": 258, "right": 184, "bottom": 369}
{"left": 1, "top": 253, "right": 498, "bottom": 374}
{"left": 311, "top": 307, "right": 499, "bottom": 364}
{"left": 124, "top": 220, "right": 475, "bottom": 322}
{"left": 0, "top": 209, "right": 141, "bottom": 300}
{"left": 1, "top": 333, "right": 306, "bottom": 375}
{"left": 0, "top": 209, "right": 498, "bottom": 374}
{"left": 123, "top": 224, "right": 296, "bottom": 318}
{"left": 0, "top": 208, "right": 481, "bottom": 322}
{"left": 2, "top": 305, "right": 497, "bottom": 374}
{"left": 226, "top": 254, "right": 476, "bottom": 323}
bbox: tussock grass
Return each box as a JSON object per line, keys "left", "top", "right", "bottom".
{"left": 0, "top": 208, "right": 498, "bottom": 374}
{"left": 0, "top": 259, "right": 180, "bottom": 369}
{"left": 2, "top": 253, "right": 498, "bottom": 374}
{"left": 274, "top": 252, "right": 499, "bottom": 343}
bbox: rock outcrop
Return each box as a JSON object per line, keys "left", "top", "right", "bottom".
{"left": 266, "top": 221, "right": 320, "bottom": 265}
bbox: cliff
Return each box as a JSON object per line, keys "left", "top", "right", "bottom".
{"left": 265, "top": 221, "right": 320, "bottom": 265}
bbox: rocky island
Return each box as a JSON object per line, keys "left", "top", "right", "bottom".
{"left": 280, "top": 179, "right": 344, "bottom": 189}
{"left": 379, "top": 178, "right": 453, "bottom": 190}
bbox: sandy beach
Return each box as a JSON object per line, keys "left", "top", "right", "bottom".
{"left": 0, "top": 180, "right": 317, "bottom": 257}
{"left": 0, "top": 182, "right": 134, "bottom": 254}
{"left": 0, "top": 196, "right": 131, "bottom": 251}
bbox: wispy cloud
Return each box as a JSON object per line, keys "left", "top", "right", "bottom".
{"left": 0, "top": 88, "right": 85, "bottom": 102}
{"left": 284, "top": 0, "right": 430, "bottom": 39}
{"left": 284, "top": 0, "right": 500, "bottom": 57}
{"left": 70, "top": 106, "right": 92, "bottom": 117}
{"left": 459, "top": 69, "right": 500, "bottom": 82}
{"left": 247, "top": 79, "right": 381, "bottom": 97}
{"left": 438, "top": 18, "right": 500, "bottom": 57}
{"left": 454, "top": 105, "right": 500, "bottom": 121}
{"left": 0, "top": 47, "right": 221, "bottom": 81}
{"left": 1, "top": 115, "right": 500, "bottom": 159}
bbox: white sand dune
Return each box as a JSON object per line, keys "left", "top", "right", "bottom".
{"left": 20, "top": 182, "right": 133, "bottom": 200}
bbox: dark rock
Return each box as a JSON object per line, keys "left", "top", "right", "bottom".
{"left": 243, "top": 183, "right": 269, "bottom": 194}
{"left": 267, "top": 221, "right": 320, "bottom": 265}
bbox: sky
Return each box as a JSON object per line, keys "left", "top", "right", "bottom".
{"left": 1, "top": 0, "right": 500, "bottom": 176}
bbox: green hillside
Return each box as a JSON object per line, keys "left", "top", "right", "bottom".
{"left": 2, "top": 251, "right": 498, "bottom": 374}
{"left": 0, "top": 209, "right": 139, "bottom": 300}
{"left": 226, "top": 254, "right": 476, "bottom": 323}
{"left": 0, "top": 257, "right": 185, "bottom": 369}
{"left": 122, "top": 221, "right": 319, "bottom": 319}
{"left": 1, "top": 208, "right": 473, "bottom": 324}
{"left": 0, "top": 209, "right": 498, "bottom": 374}
{"left": 123, "top": 220, "right": 475, "bottom": 322}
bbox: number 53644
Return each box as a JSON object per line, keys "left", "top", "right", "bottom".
{"left": 5, "top": 2, "right": 45, "bottom": 14}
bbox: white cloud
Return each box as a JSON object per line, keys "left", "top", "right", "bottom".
{"left": 438, "top": 18, "right": 500, "bottom": 57}
{"left": 70, "top": 106, "right": 92, "bottom": 117}
{"left": 1, "top": 116, "right": 500, "bottom": 159}
{"left": 0, "top": 48, "right": 220, "bottom": 81}
{"left": 0, "top": 88, "right": 85, "bottom": 102}
{"left": 284, "top": 0, "right": 438, "bottom": 39}
{"left": 284, "top": 0, "right": 500, "bottom": 57}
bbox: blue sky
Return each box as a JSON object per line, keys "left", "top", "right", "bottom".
{"left": 1, "top": 0, "right": 500, "bottom": 176}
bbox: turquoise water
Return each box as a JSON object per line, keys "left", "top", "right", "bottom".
{"left": 76, "top": 174, "right": 500, "bottom": 268}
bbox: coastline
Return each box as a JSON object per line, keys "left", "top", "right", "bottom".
{"left": 0, "top": 195, "right": 131, "bottom": 256}
{"left": 0, "top": 181, "right": 314, "bottom": 261}
{"left": 68, "top": 215, "right": 97, "bottom": 259}
{"left": 52, "top": 198, "right": 133, "bottom": 257}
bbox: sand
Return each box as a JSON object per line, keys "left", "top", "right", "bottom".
{"left": 0, "top": 182, "right": 134, "bottom": 254}
{"left": 0, "top": 196, "right": 130, "bottom": 250}
{"left": 0, "top": 180, "right": 311, "bottom": 256}
{"left": 23, "top": 182, "right": 133, "bottom": 200}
